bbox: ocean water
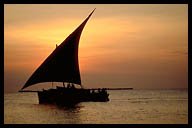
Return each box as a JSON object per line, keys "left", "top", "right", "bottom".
{"left": 4, "top": 89, "right": 188, "bottom": 124}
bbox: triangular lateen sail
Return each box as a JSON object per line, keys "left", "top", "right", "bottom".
{"left": 21, "top": 9, "right": 96, "bottom": 90}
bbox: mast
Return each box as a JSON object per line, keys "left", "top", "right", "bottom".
{"left": 21, "top": 9, "right": 96, "bottom": 90}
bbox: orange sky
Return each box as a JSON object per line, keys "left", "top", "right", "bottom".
{"left": 4, "top": 4, "right": 188, "bottom": 92}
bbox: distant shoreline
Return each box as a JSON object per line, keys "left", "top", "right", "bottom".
{"left": 88, "top": 88, "right": 133, "bottom": 90}
{"left": 10, "top": 88, "right": 188, "bottom": 93}
{"left": 18, "top": 88, "right": 133, "bottom": 92}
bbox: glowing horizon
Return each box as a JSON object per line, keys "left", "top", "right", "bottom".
{"left": 4, "top": 4, "right": 188, "bottom": 92}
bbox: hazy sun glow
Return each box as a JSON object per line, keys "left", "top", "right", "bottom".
{"left": 4, "top": 4, "right": 188, "bottom": 92}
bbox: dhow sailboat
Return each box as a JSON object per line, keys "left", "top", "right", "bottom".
{"left": 20, "top": 9, "right": 109, "bottom": 106}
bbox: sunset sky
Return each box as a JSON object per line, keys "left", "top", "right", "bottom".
{"left": 4, "top": 4, "right": 188, "bottom": 92}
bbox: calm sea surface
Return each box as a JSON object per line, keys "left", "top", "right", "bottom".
{"left": 4, "top": 89, "right": 188, "bottom": 124}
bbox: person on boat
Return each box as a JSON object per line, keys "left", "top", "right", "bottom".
{"left": 88, "top": 89, "right": 91, "bottom": 94}
{"left": 71, "top": 84, "right": 75, "bottom": 89}
{"left": 67, "top": 83, "right": 70, "bottom": 88}
{"left": 91, "top": 90, "right": 95, "bottom": 94}
{"left": 63, "top": 82, "right": 65, "bottom": 88}
{"left": 101, "top": 88, "right": 106, "bottom": 94}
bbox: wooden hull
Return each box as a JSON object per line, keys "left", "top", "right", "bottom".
{"left": 37, "top": 87, "right": 109, "bottom": 106}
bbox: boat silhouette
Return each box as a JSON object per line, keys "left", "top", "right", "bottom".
{"left": 20, "top": 9, "right": 109, "bottom": 106}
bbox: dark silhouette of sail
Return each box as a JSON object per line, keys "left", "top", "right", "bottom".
{"left": 21, "top": 9, "right": 95, "bottom": 90}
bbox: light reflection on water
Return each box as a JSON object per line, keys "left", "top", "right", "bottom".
{"left": 4, "top": 89, "right": 188, "bottom": 124}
